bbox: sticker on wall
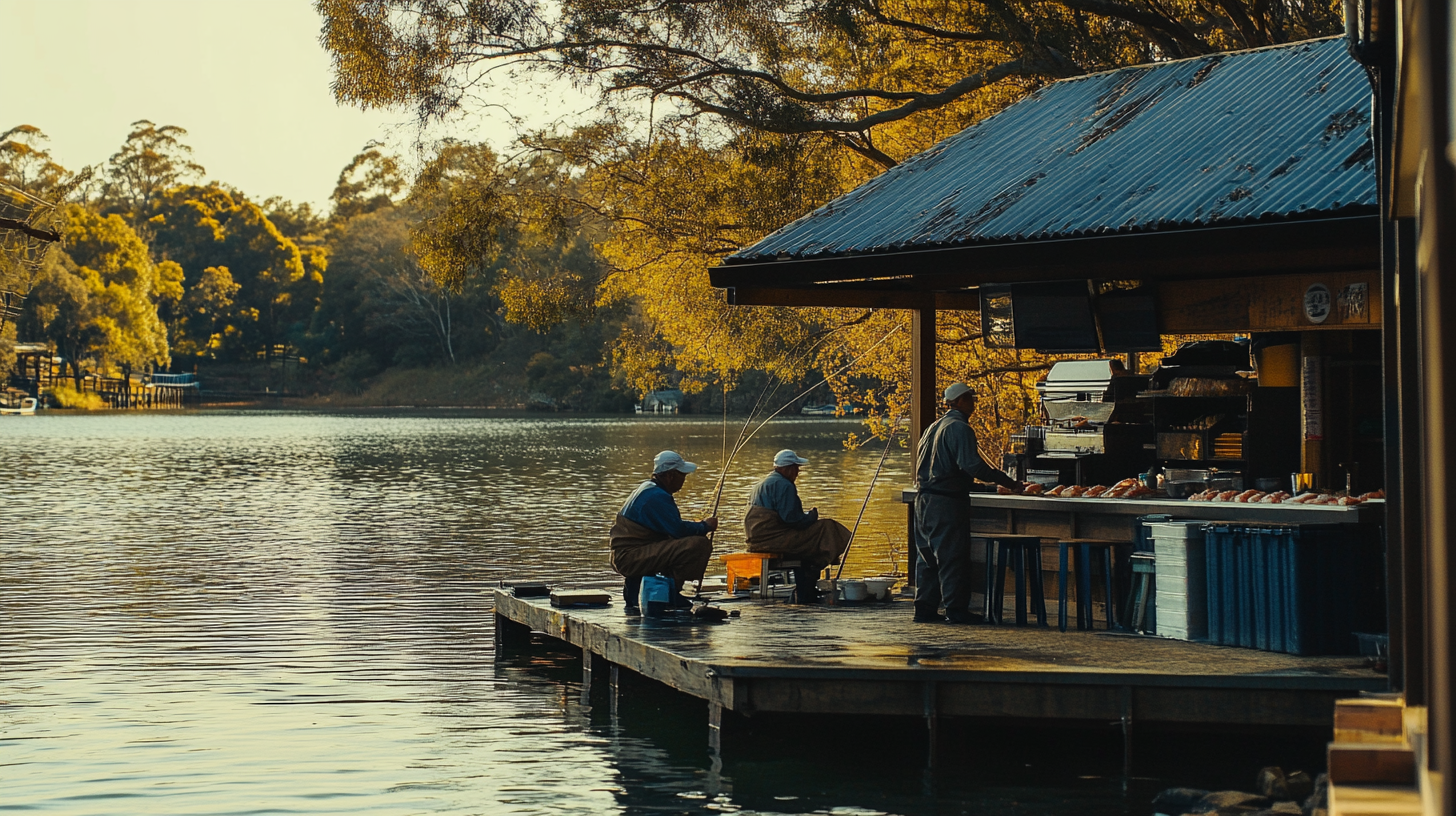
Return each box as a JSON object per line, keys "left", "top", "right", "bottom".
{"left": 1338, "top": 282, "right": 1369, "bottom": 323}
{"left": 1303, "top": 283, "right": 1331, "bottom": 324}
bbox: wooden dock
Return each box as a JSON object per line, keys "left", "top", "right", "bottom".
{"left": 492, "top": 589, "right": 1385, "bottom": 762}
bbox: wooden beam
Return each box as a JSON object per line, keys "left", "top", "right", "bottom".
{"left": 710, "top": 216, "right": 1380, "bottom": 290}
{"left": 911, "top": 301, "right": 937, "bottom": 466}
{"left": 728, "top": 286, "right": 981, "bottom": 311}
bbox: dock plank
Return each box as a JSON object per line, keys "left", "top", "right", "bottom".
{"left": 492, "top": 590, "right": 1383, "bottom": 727}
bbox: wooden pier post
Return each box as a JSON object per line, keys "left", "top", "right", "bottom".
{"left": 923, "top": 681, "right": 939, "bottom": 769}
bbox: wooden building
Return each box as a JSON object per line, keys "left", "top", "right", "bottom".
{"left": 708, "top": 26, "right": 1451, "bottom": 812}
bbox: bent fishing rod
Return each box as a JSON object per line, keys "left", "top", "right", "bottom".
{"left": 835, "top": 416, "right": 901, "bottom": 582}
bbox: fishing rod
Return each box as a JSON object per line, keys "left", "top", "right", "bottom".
{"left": 703, "top": 323, "right": 904, "bottom": 515}
{"left": 689, "top": 323, "right": 903, "bottom": 598}
{"left": 834, "top": 417, "right": 900, "bottom": 582}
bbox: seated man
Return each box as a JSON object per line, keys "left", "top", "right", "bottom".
{"left": 743, "top": 449, "right": 851, "bottom": 604}
{"left": 609, "top": 450, "right": 719, "bottom": 614}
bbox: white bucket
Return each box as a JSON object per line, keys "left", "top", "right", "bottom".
{"left": 861, "top": 577, "right": 894, "bottom": 599}
{"left": 840, "top": 580, "right": 869, "bottom": 602}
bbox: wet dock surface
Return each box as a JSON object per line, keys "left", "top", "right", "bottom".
{"left": 494, "top": 589, "right": 1384, "bottom": 730}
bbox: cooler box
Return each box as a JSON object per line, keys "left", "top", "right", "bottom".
{"left": 1147, "top": 521, "right": 1208, "bottom": 640}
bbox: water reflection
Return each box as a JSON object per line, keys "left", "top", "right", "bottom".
{"left": 0, "top": 411, "right": 916, "bottom": 815}
{"left": 0, "top": 410, "right": 1289, "bottom": 815}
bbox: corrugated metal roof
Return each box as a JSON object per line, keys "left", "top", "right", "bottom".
{"left": 729, "top": 37, "right": 1375, "bottom": 264}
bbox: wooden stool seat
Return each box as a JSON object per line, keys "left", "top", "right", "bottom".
{"left": 1057, "top": 539, "right": 1122, "bottom": 632}
{"left": 977, "top": 535, "right": 1048, "bottom": 626}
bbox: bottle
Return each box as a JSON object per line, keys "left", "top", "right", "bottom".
{"left": 639, "top": 574, "right": 672, "bottom": 617}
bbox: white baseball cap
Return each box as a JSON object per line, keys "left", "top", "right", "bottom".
{"left": 943, "top": 382, "right": 974, "bottom": 403}
{"left": 773, "top": 449, "right": 809, "bottom": 467}
{"left": 652, "top": 450, "right": 697, "bottom": 474}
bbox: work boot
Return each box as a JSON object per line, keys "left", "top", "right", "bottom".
{"left": 622, "top": 576, "right": 642, "bottom": 615}
{"left": 668, "top": 582, "right": 693, "bottom": 609}
{"left": 792, "top": 570, "right": 822, "bottom": 605}
{"left": 913, "top": 603, "right": 946, "bottom": 623}
{"left": 944, "top": 608, "right": 977, "bottom": 624}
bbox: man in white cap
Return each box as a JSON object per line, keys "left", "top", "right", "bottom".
{"left": 742, "top": 450, "right": 851, "bottom": 604}
{"left": 610, "top": 450, "right": 719, "bottom": 614}
{"left": 913, "top": 382, "right": 1027, "bottom": 623}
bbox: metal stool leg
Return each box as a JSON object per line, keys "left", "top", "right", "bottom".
{"left": 1029, "top": 543, "right": 1048, "bottom": 626}
{"left": 1058, "top": 542, "right": 1070, "bottom": 632}
{"left": 992, "top": 541, "right": 1009, "bottom": 625}
{"left": 1013, "top": 543, "right": 1027, "bottom": 626}
{"left": 982, "top": 538, "right": 996, "bottom": 622}
{"left": 1102, "top": 547, "right": 1115, "bottom": 630}
{"left": 1077, "top": 543, "right": 1094, "bottom": 630}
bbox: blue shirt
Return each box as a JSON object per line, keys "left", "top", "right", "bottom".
{"left": 619, "top": 480, "right": 709, "bottom": 538}
{"left": 748, "top": 471, "right": 818, "bottom": 530}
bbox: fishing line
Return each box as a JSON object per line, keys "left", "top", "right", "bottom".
{"left": 834, "top": 417, "right": 900, "bottom": 581}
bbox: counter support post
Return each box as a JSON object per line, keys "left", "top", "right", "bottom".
{"left": 909, "top": 302, "right": 937, "bottom": 592}
{"left": 923, "top": 681, "right": 939, "bottom": 769}
{"left": 1120, "top": 685, "right": 1134, "bottom": 787}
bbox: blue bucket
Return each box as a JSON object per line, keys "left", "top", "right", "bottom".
{"left": 639, "top": 574, "right": 673, "bottom": 617}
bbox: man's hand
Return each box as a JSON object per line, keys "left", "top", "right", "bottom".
{"left": 703, "top": 516, "right": 720, "bottom": 532}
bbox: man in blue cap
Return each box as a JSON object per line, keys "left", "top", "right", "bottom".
{"left": 914, "top": 383, "right": 1027, "bottom": 623}
{"left": 610, "top": 450, "right": 719, "bottom": 614}
{"left": 743, "top": 449, "right": 850, "bottom": 604}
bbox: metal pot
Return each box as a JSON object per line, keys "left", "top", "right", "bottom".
{"left": 1165, "top": 481, "right": 1204, "bottom": 499}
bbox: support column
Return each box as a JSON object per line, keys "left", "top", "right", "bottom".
{"left": 1395, "top": 220, "right": 1426, "bottom": 703}
{"left": 493, "top": 610, "right": 531, "bottom": 654}
{"left": 909, "top": 302, "right": 938, "bottom": 584}
{"left": 1412, "top": 0, "right": 1456, "bottom": 795}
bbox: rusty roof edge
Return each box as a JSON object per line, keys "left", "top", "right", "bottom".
{"left": 721, "top": 203, "right": 1378, "bottom": 265}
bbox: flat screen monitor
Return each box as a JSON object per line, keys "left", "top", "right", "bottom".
{"left": 1010, "top": 281, "right": 1100, "bottom": 352}
{"left": 1096, "top": 290, "right": 1161, "bottom": 352}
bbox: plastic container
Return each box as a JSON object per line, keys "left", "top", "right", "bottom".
{"left": 1204, "top": 524, "right": 1382, "bottom": 655}
{"left": 840, "top": 580, "right": 869, "bottom": 601}
{"left": 639, "top": 574, "right": 673, "bottom": 617}
{"left": 1147, "top": 521, "right": 1209, "bottom": 641}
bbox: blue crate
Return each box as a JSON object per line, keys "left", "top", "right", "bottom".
{"left": 1203, "top": 523, "right": 1382, "bottom": 655}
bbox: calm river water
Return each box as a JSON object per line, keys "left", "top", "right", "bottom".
{"left": 1, "top": 411, "right": 1307, "bottom": 815}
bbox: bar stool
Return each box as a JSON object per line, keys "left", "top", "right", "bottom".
{"left": 1125, "top": 553, "right": 1156, "bottom": 634}
{"left": 982, "top": 535, "right": 1048, "bottom": 626}
{"left": 1057, "top": 539, "right": 1120, "bottom": 632}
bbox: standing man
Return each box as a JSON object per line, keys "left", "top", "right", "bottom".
{"left": 610, "top": 450, "right": 719, "bottom": 614}
{"left": 743, "top": 449, "right": 852, "bottom": 604}
{"left": 914, "top": 383, "right": 1026, "bottom": 623}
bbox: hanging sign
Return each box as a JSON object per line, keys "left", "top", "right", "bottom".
{"left": 1302, "top": 356, "right": 1324, "bottom": 441}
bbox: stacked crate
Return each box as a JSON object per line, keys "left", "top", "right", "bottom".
{"left": 1146, "top": 521, "right": 1209, "bottom": 640}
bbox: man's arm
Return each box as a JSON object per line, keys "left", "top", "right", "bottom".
{"left": 951, "top": 425, "right": 1020, "bottom": 490}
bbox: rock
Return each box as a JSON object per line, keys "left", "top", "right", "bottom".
{"left": 1257, "top": 767, "right": 1317, "bottom": 801}
{"left": 1301, "top": 773, "right": 1329, "bottom": 816}
{"left": 1284, "top": 770, "right": 1314, "bottom": 801}
{"left": 1197, "top": 791, "right": 1273, "bottom": 812}
{"left": 1257, "top": 767, "right": 1291, "bottom": 799}
{"left": 1154, "top": 788, "right": 1211, "bottom": 813}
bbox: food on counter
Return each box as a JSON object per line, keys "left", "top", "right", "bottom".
{"left": 1188, "top": 489, "right": 1214, "bottom": 502}
{"left": 1259, "top": 491, "right": 1292, "bottom": 503}
{"left": 1337, "top": 496, "right": 1364, "bottom": 506}
{"left": 1359, "top": 489, "right": 1386, "bottom": 500}
{"left": 1081, "top": 485, "right": 1110, "bottom": 498}
{"left": 1023, "top": 483, "right": 1046, "bottom": 495}
{"left": 1062, "top": 486, "right": 1087, "bottom": 497}
{"left": 1211, "top": 490, "right": 1241, "bottom": 502}
{"left": 1044, "top": 485, "right": 1066, "bottom": 497}
{"left": 1233, "top": 489, "right": 1262, "bottom": 503}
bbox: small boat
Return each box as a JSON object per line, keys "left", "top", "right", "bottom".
{"left": 0, "top": 396, "right": 39, "bottom": 415}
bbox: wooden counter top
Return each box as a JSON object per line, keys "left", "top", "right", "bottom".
{"left": 899, "top": 488, "right": 1384, "bottom": 526}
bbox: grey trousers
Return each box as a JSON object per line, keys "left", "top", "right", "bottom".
{"left": 914, "top": 492, "right": 971, "bottom": 614}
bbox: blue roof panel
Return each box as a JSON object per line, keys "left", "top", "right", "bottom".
{"left": 729, "top": 37, "right": 1375, "bottom": 263}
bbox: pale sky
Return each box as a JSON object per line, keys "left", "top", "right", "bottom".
{"left": 0, "top": 0, "right": 597, "bottom": 211}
